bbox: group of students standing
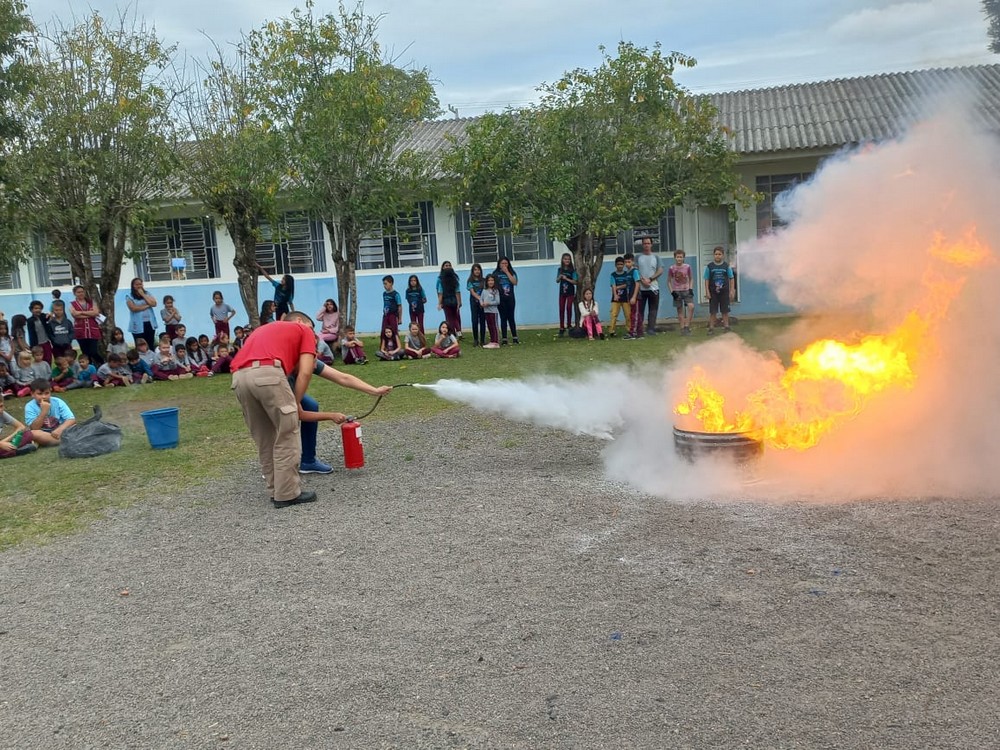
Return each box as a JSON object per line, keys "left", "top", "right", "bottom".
{"left": 557, "top": 242, "right": 736, "bottom": 341}
{"left": 373, "top": 256, "right": 521, "bottom": 358}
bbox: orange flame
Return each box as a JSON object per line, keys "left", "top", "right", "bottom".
{"left": 674, "top": 229, "right": 991, "bottom": 451}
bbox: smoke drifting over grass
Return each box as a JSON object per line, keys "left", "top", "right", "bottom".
{"left": 427, "top": 106, "right": 1000, "bottom": 502}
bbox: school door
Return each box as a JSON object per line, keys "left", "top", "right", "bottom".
{"left": 696, "top": 207, "right": 737, "bottom": 303}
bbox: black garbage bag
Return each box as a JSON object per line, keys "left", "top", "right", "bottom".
{"left": 59, "top": 405, "right": 123, "bottom": 459}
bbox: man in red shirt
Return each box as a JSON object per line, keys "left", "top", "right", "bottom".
{"left": 230, "top": 311, "right": 323, "bottom": 507}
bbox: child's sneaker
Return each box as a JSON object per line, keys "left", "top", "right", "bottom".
{"left": 558, "top": 328, "right": 565, "bottom": 337}
{"left": 501, "top": 339, "right": 508, "bottom": 346}
{"left": 91, "top": 382, "right": 103, "bottom": 388}
{"left": 707, "top": 328, "right": 715, "bottom": 336}
{"left": 512, "top": 337, "right": 520, "bottom": 344}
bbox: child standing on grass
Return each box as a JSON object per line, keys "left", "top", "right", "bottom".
{"left": 578, "top": 288, "right": 604, "bottom": 340}
{"left": 259, "top": 300, "right": 276, "bottom": 326}
{"left": 257, "top": 264, "right": 295, "bottom": 319}
{"left": 479, "top": 274, "right": 501, "bottom": 349}
{"left": 467, "top": 264, "right": 486, "bottom": 347}
{"left": 608, "top": 256, "right": 631, "bottom": 338}
{"left": 209, "top": 291, "right": 237, "bottom": 340}
{"left": 623, "top": 253, "right": 642, "bottom": 340}
{"left": 341, "top": 325, "right": 367, "bottom": 365}
{"left": 376, "top": 327, "right": 404, "bottom": 361}
{"left": 432, "top": 321, "right": 461, "bottom": 358}
{"left": 161, "top": 295, "right": 182, "bottom": 341}
{"left": 405, "top": 275, "right": 427, "bottom": 334}
{"left": 48, "top": 301, "right": 74, "bottom": 359}
{"left": 403, "top": 322, "right": 431, "bottom": 359}
{"left": 667, "top": 248, "right": 695, "bottom": 336}
{"left": 704, "top": 246, "right": 735, "bottom": 335}
{"left": 437, "top": 262, "right": 462, "bottom": 338}
{"left": 380, "top": 275, "right": 402, "bottom": 332}
{"left": 556, "top": 253, "right": 578, "bottom": 337}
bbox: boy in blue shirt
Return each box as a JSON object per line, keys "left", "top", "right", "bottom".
{"left": 703, "top": 246, "right": 735, "bottom": 335}
{"left": 608, "top": 256, "right": 631, "bottom": 338}
{"left": 622, "top": 253, "right": 642, "bottom": 340}
{"left": 24, "top": 378, "right": 76, "bottom": 447}
{"left": 381, "top": 275, "right": 402, "bottom": 332}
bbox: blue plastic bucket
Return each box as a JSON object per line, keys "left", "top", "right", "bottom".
{"left": 140, "top": 407, "right": 180, "bottom": 450}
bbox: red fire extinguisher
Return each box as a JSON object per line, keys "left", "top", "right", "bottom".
{"left": 341, "top": 418, "right": 364, "bottom": 469}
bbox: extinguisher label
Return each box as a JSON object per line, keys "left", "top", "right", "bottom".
{"left": 356, "top": 429, "right": 363, "bottom": 443}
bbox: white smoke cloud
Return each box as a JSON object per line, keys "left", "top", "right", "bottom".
{"left": 425, "top": 103, "right": 1000, "bottom": 502}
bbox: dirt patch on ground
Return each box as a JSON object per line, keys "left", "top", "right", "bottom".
{"left": 1, "top": 411, "right": 997, "bottom": 749}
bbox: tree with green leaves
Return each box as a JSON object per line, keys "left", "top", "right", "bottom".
{"left": 177, "top": 40, "right": 284, "bottom": 327}
{"left": 443, "top": 41, "right": 753, "bottom": 308}
{"left": 249, "top": 2, "right": 439, "bottom": 327}
{"left": 7, "top": 11, "right": 176, "bottom": 338}
{"left": 985, "top": 1, "right": 1000, "bottom": 53}
{"left": 0, "top": 0, "right": 33, "bottom": 269}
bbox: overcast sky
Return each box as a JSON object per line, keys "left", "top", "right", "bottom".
{"left": 28, "top": 0, "right": 998, "bottom": 116}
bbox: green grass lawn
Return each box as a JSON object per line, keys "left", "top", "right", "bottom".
{"left": 0, "top": 317, "right": 799, "bottom": 549}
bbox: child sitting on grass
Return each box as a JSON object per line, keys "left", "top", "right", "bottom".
{"left": 72, "top": 354, "right": 99, "bottom": 389}
{"left": 210, "top": 344, "right": 233, "bottom": 374}
{"left": 97, "top": 352, "right": 132, "bottom": 387}
{"left": 403, "top": 322, "right": 430, "bottom": 359}
{"left": 341, "top": 325, "right": 367, "bottom": 365}
{"left": 50, "top": 355, "right": 75, "bottom": 391}
{"left": 0, "top": 361, "right": 16, "bottom": 396}
{"left": 376, "top": 327, "right": 404, "bottom": 361}
{"left": 432, "top": 322, "right": 460, "bottom": 358}
{"left": 24, "top": 378, "right": 76, "bottom": 447}
{"left": 11, "top": 350, "right": 36, "bottom": 397}
{"left": 126, "top": 349, "right": 154, "bottom": 384}
{"left": 0, "top": 394, "right": 34, "bottom": 458}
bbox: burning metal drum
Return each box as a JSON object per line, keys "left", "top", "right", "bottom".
{"left": 673, "top": 426, "right": 763, "bottom": 464}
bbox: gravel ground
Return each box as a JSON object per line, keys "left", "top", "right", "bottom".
{"left": 1, "top": 411, "right": 999, "bottom": 749}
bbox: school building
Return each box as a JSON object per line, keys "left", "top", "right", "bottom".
{"left": 3, "top": 64, "right": 998, "bottom": 335}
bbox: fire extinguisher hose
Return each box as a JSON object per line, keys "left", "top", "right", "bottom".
{"left": 346, "top": 383, "right": 415, "bottom": 422}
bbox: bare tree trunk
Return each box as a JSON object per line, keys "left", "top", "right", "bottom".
{"left": 95, "top": 220, "right": 128, "bottom": 345}
{"left": 229, "top": 219, "right": 261, "bottom": 328}
{"left": 345, "top": 234, "right": 360, "bottom": 330}
{"left": 569, "top": 233, "right": 607, "bottom": 328}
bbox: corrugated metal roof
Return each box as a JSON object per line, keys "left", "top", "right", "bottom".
{"left": 404, "top": 64, "right": 1000, "bottom": 157}
{"left": 706, "top": 64, "right": 1000, "bottom": 154}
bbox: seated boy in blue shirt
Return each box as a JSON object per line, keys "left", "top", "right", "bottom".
{"left": 24, "top": 378, "right": 76, "bottom": 447}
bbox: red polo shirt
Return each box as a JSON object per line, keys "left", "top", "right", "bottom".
{"left": 230, "top": 321, "right": 316, "bottom": 376}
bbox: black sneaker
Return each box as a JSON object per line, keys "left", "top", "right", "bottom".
{"left": 272, "top": 490, "right": 318, "bottom": 508}
{"left": 501, "top": 339, "right": 508, "bottom": 346}
{"left": 512, "top": 337, "right": 520, "bottom": 344}
{"left": 558, "top": 328, "right": 565, "bottom": 337}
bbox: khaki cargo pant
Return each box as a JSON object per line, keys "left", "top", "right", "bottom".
{"left": 232, "top": 364, "right": 302, "bottom": 502}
